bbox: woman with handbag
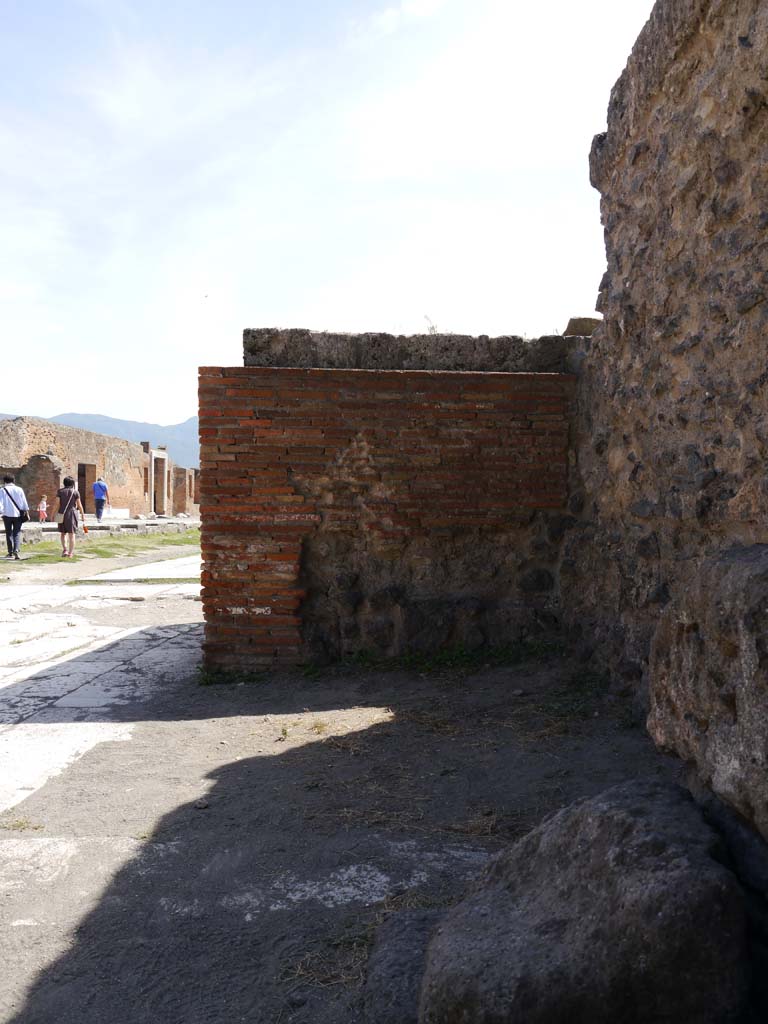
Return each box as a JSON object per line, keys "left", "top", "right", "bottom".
{"left": 0, "top": 474, "right": 30, "bottom": 561}
{"left": 56, "top": 476, "right": 85, "bottom": 558}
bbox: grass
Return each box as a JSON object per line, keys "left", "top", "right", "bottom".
{"left": 280, "top": 935, "right": 369, "bottom": 989}
{"left": 303, "top": 637, "right": 564, "bottom": 679}
{"left": 323, "top": 734, "right": 363, "bottom": 755}
{"left": 197, "top": 665, "right": 268, "bottom": 686}
{"left": 399, "top": 709, "right": 461, "bottom": 736}
{"left": 616, "top": 703, "right": 641, "bottom": 730}
{"left": 16, "top": 530, "right": 199, "bottom": 566}
{"left": 529, "top": 668, "right": 610, "bottom": 719}
{"left": 0, "top": 817, "right": 44, "bottom": 832}
{"left": 279, "top": 885, "right": 454, "bottom": 997}
{"left": 134, "top": 577, "right": 199, "bottom": 585}
{"left": 66, "top": 577, "right": 200, "bottom": 586}
{"left": 443, "top": 809, "right": 501, "bottom": 837}
{"left": 483, "top": 667, "right": 611, "bottom": 741}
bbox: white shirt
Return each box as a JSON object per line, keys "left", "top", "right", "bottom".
{"left": 0, "top": 483, "right": 29, "bottom": 517}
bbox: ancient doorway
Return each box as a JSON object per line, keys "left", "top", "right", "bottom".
{"left": 152, "top": 454, "right": 167, "bottom": 514}
{"left": 77, "top": 463, "right": 96, "bottom": 513}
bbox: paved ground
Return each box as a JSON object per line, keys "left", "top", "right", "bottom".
{"left": 0, "top": 551, "right": 202, "bottom": 813}
{"left": 83, "top": 555, "right": 202, "bottom": 582}
{"left": 0, "top": 550, "right": 681, "bottom": 1024}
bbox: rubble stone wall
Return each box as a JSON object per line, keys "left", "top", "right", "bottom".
{"left": 199, "top": 365, "right": 574, "bottom": 669}
{"left": 563, "top": 0, "right": 768, "bottom": 691}
{"left": 244, "top": 328, "right": 585, "bottom": 374}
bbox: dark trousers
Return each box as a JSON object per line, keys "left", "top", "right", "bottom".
{"left": 3, "top": 515, "right": 22, "bottom": 555}
{"left": 94, "top": 498, "right": 106, "bottom": 521}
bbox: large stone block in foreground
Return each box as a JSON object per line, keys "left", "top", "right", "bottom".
{"left": 649, "top": 544, "right": 768, "bottom": 841}
{"left": 418, "top": 781, "right": 747, "bottom": 1023}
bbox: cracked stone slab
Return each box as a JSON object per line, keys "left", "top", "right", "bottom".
{"left": 0, "top": 696, "right": 51, "bottom": 725}
{"left": 1, "top": 630, "right": 124, "bottom": 669}
{"left": 127, "top": 647, "right": 201, "bottom": 680}
{"left": 16, "top": 668, "right": 124, "bottom": 700}
{"left": 52, "top": 673, "right": 156, "bottom": 708}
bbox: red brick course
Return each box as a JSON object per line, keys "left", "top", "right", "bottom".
{"left": 200, "top": 367, "right": 574, "bottom": 669}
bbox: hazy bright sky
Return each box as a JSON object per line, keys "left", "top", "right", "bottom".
{"left": 1, "top": 0, "right": 655, "bottom": 423}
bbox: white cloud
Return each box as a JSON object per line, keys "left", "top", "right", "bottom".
{"left": 74, "top": 43, "right": 290, "bottom": 147}
{"left": 267, "top": 188, "right": 604, "bottom": 339}
{"left": 74, "top": 0, "right": 137, "bottom": 20}
{"left": 342, "top": 0, "right": 655, "bottom": 183}
{"left": 348, "top": 0, "right": 448, "bottom": 44}
{"left": 0, "top": 0, "right": 655, "bottom": 422}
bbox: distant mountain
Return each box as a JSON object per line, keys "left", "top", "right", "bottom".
{"left": 47, "top": 413, "right": 200, "bottom": 468}
{"left": 0, "top": 411, "right": 200, "bottom": 467}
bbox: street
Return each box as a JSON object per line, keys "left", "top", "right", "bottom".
{"left": 0, "top": 546, "right": 676, "bottom": 1024}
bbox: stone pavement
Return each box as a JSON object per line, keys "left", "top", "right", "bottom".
{"left": 79, "top": 554, "right": 202, "bottom": 583}
{"left": 22, "top": 516, "right": 200, "bottom": 547}
{"left": 0, "top": 549, "right": 679, "bottom": 1024}
{"left": 0, "top": 548, "right": 497, "bottom": 1024}
{"left": 0, "top": 557, "right": 202, "bottom": 812}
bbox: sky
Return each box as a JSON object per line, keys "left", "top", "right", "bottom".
{"left": 1, "top": 0, "right": 655, "bottom": 423}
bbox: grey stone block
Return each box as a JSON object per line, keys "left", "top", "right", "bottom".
{"left": 419, "top": 780, "right": 748, "bottom": 1023}
{"left": 363, "top": 909, "right": 441, "bottom": 1024}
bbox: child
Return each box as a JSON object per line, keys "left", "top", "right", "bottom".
{"left": 38, "top": 495, "right": 48, "bottom": 523}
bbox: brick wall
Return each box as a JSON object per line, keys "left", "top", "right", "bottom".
{"left": 173, "top": 466, "right": 200, "bottom": 515}
{"left": 200, "top": 366, "right": 574, "bottom": 669}
{"left": 13, "top": 456, "right": 64, "bottom": 518}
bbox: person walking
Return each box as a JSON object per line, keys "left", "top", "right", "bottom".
{"left": 56, "top": 476, "right": 84, "bottom": 558}
{"left": 0, "top": 474, "right": 30, "bottom": 561}
{"left": 92, "top": 476, "right": 110, "bottom": 522}
{"left": 38, "top": 494, "right": 48, "bottom": 523}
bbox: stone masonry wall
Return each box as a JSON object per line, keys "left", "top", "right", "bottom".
{"left": 199, "top": 365, "right": 574, "bottom": 669}
{"left": 563, "top": 0, "right": 768, "bottom": 690}
{"left": 244, "top": 328, "right": 585, "bottom": 374}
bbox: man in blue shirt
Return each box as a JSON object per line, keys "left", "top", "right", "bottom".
{"left": 92, "top": 477, "right": 110, "bottom": 522}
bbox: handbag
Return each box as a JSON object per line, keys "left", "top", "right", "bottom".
{"left": 55, "top": 488, "right": 75, "bottom": 525}
{"left": 2, "top": 487, "right": 30, "bottom": 523}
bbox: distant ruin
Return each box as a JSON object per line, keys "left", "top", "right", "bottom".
{"left": 198, "top": 0, "right": 768, "bottom": 848}
{"left": 0, "top": 417, "right": 199, "bottom": 518}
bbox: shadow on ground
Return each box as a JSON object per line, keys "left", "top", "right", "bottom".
{"left": 0, "top": 633, "right": 680, "bottom": 1023}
